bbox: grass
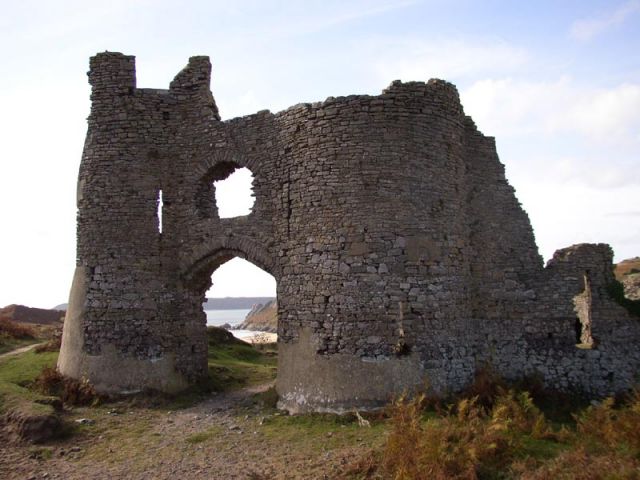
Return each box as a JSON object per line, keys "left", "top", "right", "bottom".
{"left": 0, "top": 326, "right": 276, "bottom": 395}
{"left": 0, "top": 349, "right": 59, "bottom": 414}
{"left": 252, "top": 385, "right": 279, "bottom": 409}
{"left": 204, "top": 326, "right": 277, "bottom": 392}
{"left": 0, "top": 319, "right": 38, "bottom": 354}
{"left": 158, "top": 327, "right": 277, "bottom": 410}
{"left": 185, "top": 425, "right": 224, "bottom": 444}
{"left": 0, "top": 326, "right": 275, "bottom": 409}
{"left": 28, "top": 446, "right": 54, "bottom": 460}
{"left": 0, "top": 328, "right": 379, "bottom": 477}
{"left": 77, "top": 413, "right": 155, "bottom": 469}
{"left": 0, "top": 336, "right": 39, "bottom": 355}
{"left": 260, "top": 411, "right": 386, "bottom": 452}
{"left": 0, "top": 325, "right": 276, "bottom": 446}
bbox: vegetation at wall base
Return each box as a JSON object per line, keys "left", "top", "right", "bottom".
{"left": 34, "top": 367, "right": 100, "bottom": 406}
{"left": 341, "top": 368, "right": 640, "bottom": 480}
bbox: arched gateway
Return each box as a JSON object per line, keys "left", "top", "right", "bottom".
{"left": 59, "top": 53, "right": 640, "bottom": 412}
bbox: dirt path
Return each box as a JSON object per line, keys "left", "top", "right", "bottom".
{"left": 0, "top": 382, "right": 378, "bottom": 480}
{"left": 0, "top": 342, "right": 43, "bottom": 360}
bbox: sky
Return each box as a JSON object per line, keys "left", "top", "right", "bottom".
{"left": 0, "top": 0, "right": 638, "bottom": 308}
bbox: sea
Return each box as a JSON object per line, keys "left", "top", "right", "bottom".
{"left": 205, "top": 309, "right": 251, "bottom": 327}
{"left": 205, "top": 309, "right": 268, "bottom": 341}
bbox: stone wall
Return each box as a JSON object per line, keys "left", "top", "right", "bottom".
{"left": 58, "top": 52, "right": 640, "bottom": 411}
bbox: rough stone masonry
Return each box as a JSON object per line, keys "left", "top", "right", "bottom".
{"left": 58, "top": 52, "right": 640, "bottom": 412}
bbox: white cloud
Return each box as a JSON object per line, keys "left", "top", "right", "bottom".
{"left": 515, "top": 179, "right": 640, "bottom": 262}
{"left": 605, "top": 211, "right": 640, "bottom": 217}
{"left": 214, "top": 168, "right": 255, "bottom": 218}
{"left": 513, "top": 155, "right": 640, "bottom": 190}
{"left": 203, "top": 0, "right": 420, "bottom": 43}
{"left": 558, "top": 83, "right": 640, "bottom": 141}
{"left": 373, "top": 38, "right": 528, "bottom": 82}
{"left": 2, "top": 0, "right": 152, "bottom": 44}
{"left": 219, "top": 90, "right": 269, "bottom": 120}
{"left": 461, "top": 77, "right": 640, "bottom": 261}
{"left": 462, "top": 77, "right": 564, "bottom": 136}
{"left": 0, "top": 82, "right": 86, "bottom": 309}
{"left": 208, "top": 258, "right": 276, "bottom": 298}
{"left": 570, "top": 0, "right": 640, "bottom": 41}
{"left": 462, "top": 78, "right": 640, "bottom": 144}
{"left": 300, "top": 0, "right": 419, "bottom": 34}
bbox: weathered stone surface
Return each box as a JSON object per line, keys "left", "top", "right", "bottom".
{"left": 58, "top": 52, "right": 640, "bottom": 412}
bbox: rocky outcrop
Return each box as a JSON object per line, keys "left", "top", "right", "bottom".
{"left": 615, "top": 257, "right": 640, "bottom": 301}
{"left": 623, "top": 275, "right": 640, "bottom": 301}
{"left": 0, "top": 305, "right": 64, "bottom": 325}
{"left": 238, "top": 300, "right": 277, "bottom": 333}
{"left": 3, "top": 407, "right": 62, "bottom": 443}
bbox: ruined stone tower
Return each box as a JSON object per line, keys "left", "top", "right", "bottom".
{"left": 58, "top": 52, "right": 640, "bottom": 412}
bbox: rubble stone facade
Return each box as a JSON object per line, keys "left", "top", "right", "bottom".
{"left": 58, "top": 52, "right": 640, "bottom": 412}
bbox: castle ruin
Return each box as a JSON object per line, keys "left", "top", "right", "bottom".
{"left": 58, "top": 52, "right": 640, "bottom": 412}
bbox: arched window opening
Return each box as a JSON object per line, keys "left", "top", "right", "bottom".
{"left": 214, "top": 167, "right": 254, "bottom": 218}
{"left": 204, "top": 257, "right": 277, "bottom": 343}
{"left": 196, "top": 161, "right": 255, "bottom": 219}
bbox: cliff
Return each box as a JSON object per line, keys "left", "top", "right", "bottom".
{"left": 238, "top": 300, "right": 277, "bottom": 333}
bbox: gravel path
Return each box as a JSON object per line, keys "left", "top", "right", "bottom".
{"left": 0, "top": 342, "right": 44, "bottom": 360}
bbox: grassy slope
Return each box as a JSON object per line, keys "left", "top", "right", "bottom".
{"left": 0, "top": 349, "right": 58, "bottom": 414}
{"left": 0, "top": 327, "right": 275, "bottom": 415}
{"left": 614, "top": 257, "right": 640, "bottom": 280}
{"left": 205, "top": 326, "right": 277, "bottom": 391}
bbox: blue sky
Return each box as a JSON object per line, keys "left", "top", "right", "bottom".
{"left": 0, "top": 0, "right": 638, "bottom": 308}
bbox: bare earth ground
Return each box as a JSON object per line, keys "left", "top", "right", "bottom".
{"left": 0, "top": 382, "right": 382, "bottom": 480}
